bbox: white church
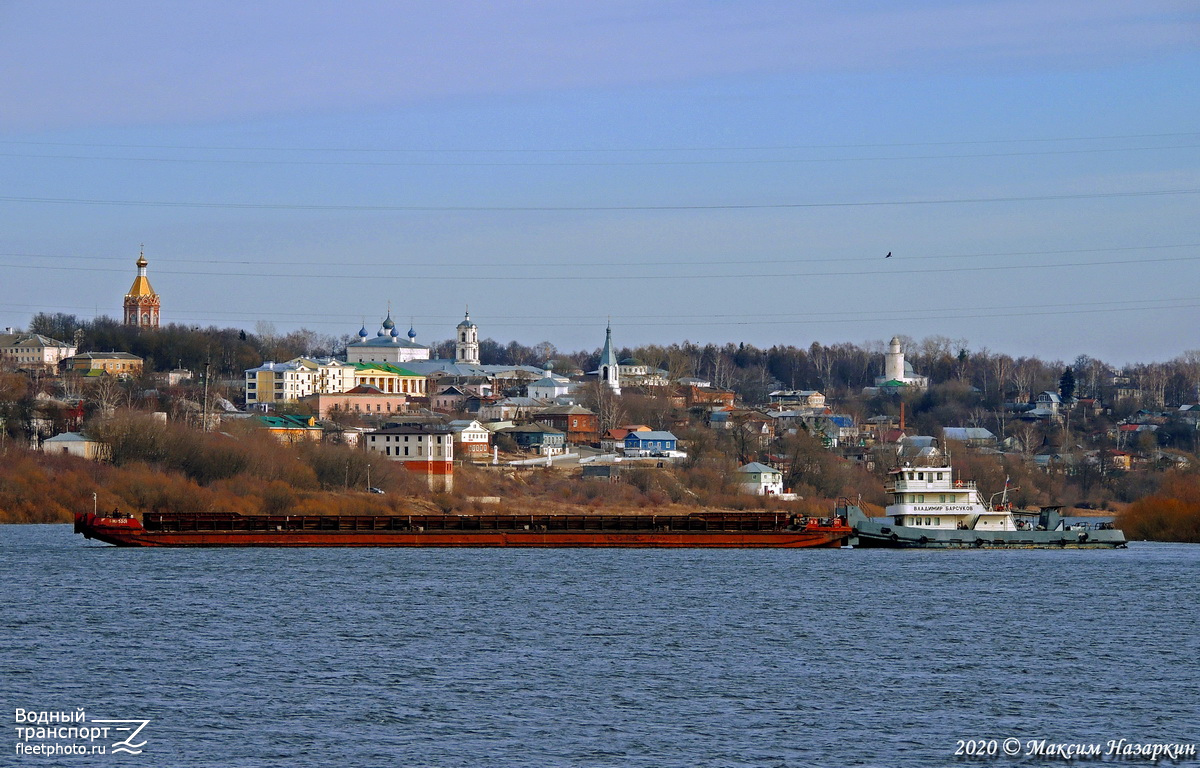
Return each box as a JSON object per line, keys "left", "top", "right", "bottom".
{"left": 872, "top": 336, "right": 929, "bottom": 389}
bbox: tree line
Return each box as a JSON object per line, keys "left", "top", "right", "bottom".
{"left": 24, "top": 313, "right": 1200, "bottom": 408}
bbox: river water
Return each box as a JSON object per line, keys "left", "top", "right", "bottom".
{"left": 2, "top": 525, "right": 1197, "bottom": 767}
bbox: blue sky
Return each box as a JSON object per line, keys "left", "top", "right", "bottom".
{"left": 1, "top": 1, "right": 1197, "bottom": 364}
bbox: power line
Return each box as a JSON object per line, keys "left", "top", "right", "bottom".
{"left": 1, "top": 242, "right": 1195, "bottom": 269}
{"left": 1, "top": 131, "right": 1196, "bottom": 154}
{"left": 6, "top": 295, "right": 1197, "bottom": 323}
{"left": 1, "top": 253, "right": 1196, "bottom": 281}
{"left": 8, "top": 298, "right": 1199, "bottom": 330}
{"left": 3, "top": 143, "right": 1197, "bottom": 168}
{"left": 1, "top": 188, "right": 1197, "bottom": 212}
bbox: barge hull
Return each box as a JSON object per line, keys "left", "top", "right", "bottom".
{"left": 75, "top": 512, "right": 850, "bottom": 548}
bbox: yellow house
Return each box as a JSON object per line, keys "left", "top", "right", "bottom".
{"left": 42, "top": 431, "right": 110, "bottom": 460}
{"left": 61, "top": 351, "right": 144, "bottom": 378}
{"left": 245, "top": 357, "right": 359, "bottom": 406}
{"left": 254, "top": 414, "right": 324, "bottom": 442}
{"left": 352, "top": 363, "right": 427, "bottom": 397}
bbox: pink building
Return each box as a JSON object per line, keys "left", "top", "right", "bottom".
{"left": 300, "top": 385, "right": 408, "bottom": 419}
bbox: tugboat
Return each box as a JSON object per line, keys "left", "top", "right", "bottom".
{"left": 846, "top": 459, "right": 1125, "bottom": 549}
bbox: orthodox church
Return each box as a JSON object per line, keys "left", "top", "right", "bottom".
{"left": 873, "top": 336, "right": 929, "bottom": 389}
{"left": 123, "top": 248, "right": 160, "bottom": 329}
{"left": 344, "top": 310, "right": 431, "bottom": 364}
{"left": 454, "top": 310, "right": 480, "bottom": 365}
{"left": 589, "top": 324, "right": 621, "bottom": 395}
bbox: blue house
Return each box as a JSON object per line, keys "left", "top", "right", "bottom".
{"left": 623, "top": 430, "right": 678, "bottom": 455}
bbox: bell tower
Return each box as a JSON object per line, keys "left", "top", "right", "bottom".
{"left": 455, "top": 309, "right": 480, "bottom": 365}
{"left": 123, "top": 246, "right": 160, "bottom": 329}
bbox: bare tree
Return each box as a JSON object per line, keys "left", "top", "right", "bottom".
{"left": 990, "top": 354, "right": 1013, "bottom": 402}
{"left": 578, "top": 381, "right": 626, "bottom": 434}
{"left": 89, "top": 375, "right": 128, "bottom": 414}
{"left": 1139, "top": 363, "right": 1168, "bottom": 408}
{"left": 810, "top": 343, "right": 835, "bottom": 392}
{"left": 1177, "top": 350, "right": 1200, "bottom": 402}
{"left": 1011, "top": 358, "right": 1041, "bottom": 403}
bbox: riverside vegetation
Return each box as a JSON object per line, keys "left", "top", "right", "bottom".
{"left": 3, "top": 314, "right": 1199, "bottom": 540}
{"left": 2, "top": 411, "right": 1197, "bottom": 542}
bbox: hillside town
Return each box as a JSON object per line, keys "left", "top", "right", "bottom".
{"left": 2, "top": 252, "right": 1199, "bottom": 519}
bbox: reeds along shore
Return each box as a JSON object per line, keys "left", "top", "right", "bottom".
{"left": 1117, "top": 473, "right": 1200, "bottom": 543}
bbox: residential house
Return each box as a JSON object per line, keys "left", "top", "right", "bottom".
{"left": 431, "top": 384, "right": 472, "bottom": 413}
{"left": 448, "top": 419, "right": 491, "bottom": 458}
{"left": 61, "top": 351, "right": 143, "bottom": 378}
{"left": 618, "top": 358, "right": 669, "bottom": 387}
{"left": 623, "top": 430, "right": 679, "bottom": 456}
{"left": 0, "top": 332, "right": 77, "bottom": 372}
{"left": 299, "top": 385, "right": 408, "bottom": 419}
{"left": 364, "top": 424, "right": 454, "bottom": 491}
{"left": 768, "top": 390, "right": 826, "bottom": 409}
{"left": 477, "top": 396, "right": 553, "bottom": 421}
{"left": 942, "top": 427, "right": 998, "bottom": 448}
{"left": 498, "top": 423, "right": 567, "bottom": 456}
{"left": 41, "top": 431, "right": 108, "bottom": 460}
{"left": 245, "top": 360, "right": 314, "bottom": 406}
{"left": 675, "top": 384, "right": 736, "bottom": 409}
{"left": 805, "top": 414, "right": 858, "bottom": 448}
{"left": 254, "top": 414, "right": 324, "bottom": 442}
{"left": 736, "top": 462, "right": 784, "bottom": 496}
{"left": 1031, "top": 391, "right": 1062, "bottom": 417}
{"left": 599, "top": 425, "right": 650, "bottom": 453}
{"left": 1105, "top": 450, "right": 1133, "bottom": 471}
{"left": 527, "top": 365, "right": 575, "bottom": 400}
{"left": 532, "top": 404, "right": 599, "bottom": 445}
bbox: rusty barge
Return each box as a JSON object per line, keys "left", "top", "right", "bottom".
{"left": 74, "top": 510, "right": 852, "bottom": 548}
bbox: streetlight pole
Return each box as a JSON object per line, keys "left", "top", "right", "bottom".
{"left": 366, "top": 463, "right": 371, "bottom": 492}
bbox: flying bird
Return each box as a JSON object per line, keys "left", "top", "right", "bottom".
{"left": 885, "top": 252, "right": 892, "bottom": 258}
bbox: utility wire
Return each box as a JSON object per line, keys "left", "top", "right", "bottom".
{"left": 9, "top": 300, "right": 1200, "bottom": 330}
{"left": 0, "top": 253, "right": 1195, "bottom": 280}
{"left": 5, "top": 295, "right": 1197, "bottom": 324}
{"left": 0, "top": 242, "right": 1195, "bottom": 269}
{"left": 1, "top": 188, "right": 1197, "bottom": 212}
{"left": 3, "top": 143, "right": 1198, "bottom": 167}
{"left": 2, "top": 131, "right": 1196, "bottom": 153}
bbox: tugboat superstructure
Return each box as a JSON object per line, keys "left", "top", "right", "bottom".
{"left": 848, "top": 458, "right": 1125, "bottom": 548}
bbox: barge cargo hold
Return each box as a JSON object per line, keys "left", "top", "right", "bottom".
{"left": 74, "top": 510, "right": 852, "bottom": 548}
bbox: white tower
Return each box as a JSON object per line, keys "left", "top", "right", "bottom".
{"left": 455, "top": 309, "right": 480, "bottom": 365}
{"left": 598, "top": 324, "right": 621, "bottom": 395}
{"left": 885, "top": 336, "right": 905, "bottom": 382}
